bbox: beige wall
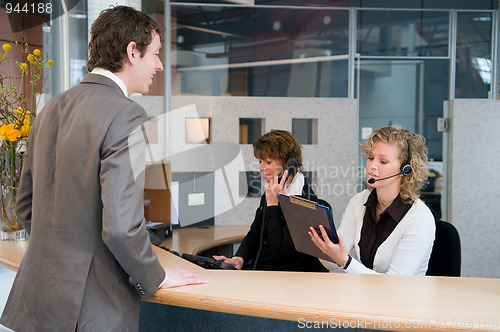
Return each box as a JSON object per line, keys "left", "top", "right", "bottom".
{"left": 132, "top": 95, "right": 359, "bottom": 227}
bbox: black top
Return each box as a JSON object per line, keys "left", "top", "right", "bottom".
{"left": 235, "top": 178, "right": 327, "bottom": 272}
{"left": 359, "top": 189, "right": 412, "bottom": 269}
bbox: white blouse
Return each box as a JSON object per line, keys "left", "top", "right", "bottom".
{"left": 321, "top": 189, "right": 435, "bottom": 275}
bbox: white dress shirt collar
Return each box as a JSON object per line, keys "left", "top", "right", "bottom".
{"left": 91, "top": 68, "right": 128, "bottom": 97}
{"left": 264, "top": 172, "right": 304, "bottom": 196}
{"left": 284, "top": 172, "right": 305, "bottom": 196}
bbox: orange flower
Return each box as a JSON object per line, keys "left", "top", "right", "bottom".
{"left": 0, "top": 124, "right": 22, "bottom": 142}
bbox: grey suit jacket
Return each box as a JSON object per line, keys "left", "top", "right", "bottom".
{"left": 0, "top": 74, "right": 165, "bottom": 332}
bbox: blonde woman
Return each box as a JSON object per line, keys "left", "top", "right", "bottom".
{"left": 310, "top": 125, "right": 435, "bottom": 275}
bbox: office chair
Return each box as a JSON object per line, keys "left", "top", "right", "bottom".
{"left": 426, "top": 219, "right": 461, "bottom": 277}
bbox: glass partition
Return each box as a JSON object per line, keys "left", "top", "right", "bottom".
{"left": 239, "top": 118, "right": 264, "bottom": 144}
{"left": 172, "top": 5, "right": 350, "bottom": 97}
{"left": 357, "top": 10, "right": 450, "bottom": 57}
{"left": 455, "top": 11, "right": 493, "bottom": 98}
{"left": 356, "top": 59, "right": 449, "bottom": 161}
{"left": 292, "top": 118, "right": 318, "bottom": 145}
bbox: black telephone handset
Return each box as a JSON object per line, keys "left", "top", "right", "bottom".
{"left": 280, "top": 159, "right": 297, "bottom": 184}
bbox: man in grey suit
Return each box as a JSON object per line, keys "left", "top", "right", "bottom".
{"left": 0, "top": 6, "right": 206, "bottom": 331}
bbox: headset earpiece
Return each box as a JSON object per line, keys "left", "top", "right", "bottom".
{"left": 401, "top": 163, "right": 413, "bottom": 176}
{"left": 400, "top": 137, "right": 413, "bottom": 176}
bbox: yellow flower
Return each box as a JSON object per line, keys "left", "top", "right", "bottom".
{"left": 2, "top": 44, "right": 12, "bottom": 52}
{"left": 27, "top": 54, "right": 36, "bottom": 64}
{"left": 13, "top": 107, "right": 25, "bottom": 115}
{"left": 20, "top": 63, "right": 28, "bottom": 71}
{"left": 47, "top": 60, "right": 54, "bottom": 66}
{"left": 33, "top": 49, "right": 41, "bottom": 56}
{"left": 21, "top": 119, "right": 30, "bottom": 137}
{"left": 0, "top": 124, "right": 21, "bottom": 142}
{"left": 13, "top": 107, "right": 30, "bottom": 118}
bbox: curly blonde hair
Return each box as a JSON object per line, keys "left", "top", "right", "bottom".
{"left": 361, "top": 125, "right": 428, "bottom": 204}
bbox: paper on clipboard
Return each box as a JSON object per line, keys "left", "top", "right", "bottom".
{"left": 278, "top": 193, "right": 338, "bottom": 263}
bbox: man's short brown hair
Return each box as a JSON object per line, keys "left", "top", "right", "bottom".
{"left": 87, "top": 5, "right": 163, "bottom": 73}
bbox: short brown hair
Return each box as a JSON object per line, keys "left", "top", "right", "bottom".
{"left": 362, "top": 125, "right": 429, "bottom": 204}
{"left": 87, "top": 6, "right": 163, "bottom": 72}
{"left": 253, "top": 130, "right": 303, "bottom": 171}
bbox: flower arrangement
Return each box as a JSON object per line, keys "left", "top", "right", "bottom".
{"left": 0, "top": 41, "right": 53, "bottom": 237}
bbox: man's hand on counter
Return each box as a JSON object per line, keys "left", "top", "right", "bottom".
{"left": 159, "top": 268, "right": 208, "bottom": 289}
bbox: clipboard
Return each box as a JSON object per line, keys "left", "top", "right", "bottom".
{"left": 278, "top": 193, "right": 338, "bottom": 263}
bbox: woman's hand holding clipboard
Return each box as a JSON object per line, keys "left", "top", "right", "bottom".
{"left": 278, "top": 194, "right": 340, "bottom": 263}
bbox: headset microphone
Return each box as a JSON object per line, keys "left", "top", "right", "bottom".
{"left": 368, "top": 172, "right": 403, "bottom": 184}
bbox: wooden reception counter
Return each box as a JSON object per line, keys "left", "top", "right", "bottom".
{"left": 1, "top": 227, "right": 500, "bottom": 331}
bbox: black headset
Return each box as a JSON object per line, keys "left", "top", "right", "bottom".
{"left": 400, "top": 137, "right": 413, "bottom": 176}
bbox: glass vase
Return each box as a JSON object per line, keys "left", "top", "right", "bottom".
{"left": 1, "top": 185, "right": 27, "bottom": 241}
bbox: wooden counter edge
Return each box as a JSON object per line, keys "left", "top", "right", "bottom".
{"left": 147, "top": 290, "right": 491, "bottom": 332}
{"left": 0, "top": 256, "right": 21, "bottom": 271}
